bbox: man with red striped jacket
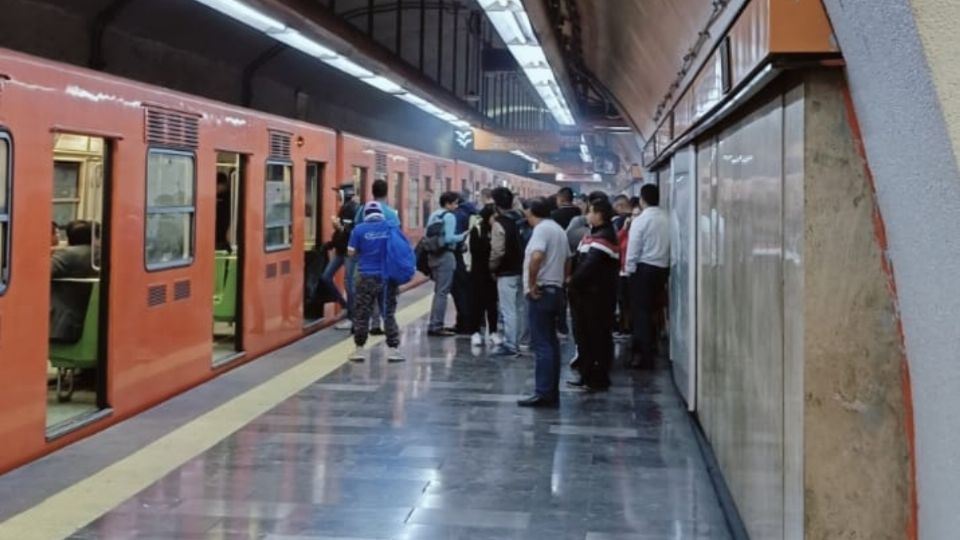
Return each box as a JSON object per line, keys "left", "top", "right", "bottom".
{"left": 567, "top": 198, "right": 620, "bottom": 391}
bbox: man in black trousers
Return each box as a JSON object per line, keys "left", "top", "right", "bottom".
{"left": 625, "top": 184, "right": 670, "bottom": 369}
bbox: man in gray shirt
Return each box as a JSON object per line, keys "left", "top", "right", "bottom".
{"left": 518, "top": 198, "right": 571, "bottom": 408}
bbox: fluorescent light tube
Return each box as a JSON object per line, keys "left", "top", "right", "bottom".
{"left": 481, "top": 0, "right": 576, "bottom": 125}
{"left": 193, "top": 0, "right": 285, "bottom": 32}
{"left": 361, "top": 74, "right": 406, "bottom": 94}
{"left": 192, "top": 0, "right": 473, "bottom": 130}
{"left": 273, "top": 29, "right": 338, "bottom": 60}
{"left": 324, "top": 56, "right": 374, "bottom": 78}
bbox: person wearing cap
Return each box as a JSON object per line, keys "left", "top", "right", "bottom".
{"left": 353, "top": 179, "right": 400, "bottom": 334}
{"left": 354, "top": 178, "right": 400, "bottom": 226}
{"left": 324, "top": 183, "right": 361, "bottom": 331}
{"left": 347, "top": 201, "right": 404, "bottom": 363}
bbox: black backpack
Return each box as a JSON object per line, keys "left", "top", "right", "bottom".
{"left": 515, "top": 214, "right": 533, "bottom": 251}
{"left": 414, "top": 211, "right": 450, "bottom": 278}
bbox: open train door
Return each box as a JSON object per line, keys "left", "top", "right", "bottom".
{"left": 47, "top": 132, "right": 112, "bottom": 437}
{"left": 211, "top": 152, "right": 245, "bottom": 367}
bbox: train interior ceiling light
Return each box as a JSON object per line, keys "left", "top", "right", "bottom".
{"left": 192, "top": 0, "right": 472, "bottom": 129}
{"left": 479, "top": 0, "right": 576, "bottom": 127}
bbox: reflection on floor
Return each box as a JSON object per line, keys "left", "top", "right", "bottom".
{"left": 213, "top": 322, "right": 239, "bottom": 364}
{"left": 46, "top": 389, "right": 97, "bottom": 429}
{"left": 69, "top": 318, "right": 730, "bottom": 539}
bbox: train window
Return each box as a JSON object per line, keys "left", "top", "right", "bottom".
{"left": 352, "top": 166, "right": 367, "bottom": 202}
{"left": 0, "top": 134, "right": 9, "bottom": 291}
{"left": 264, "top": 161, "right": 293, "bottom": 251}
{"left": 52, "top": 161, "right": 81, "bottom": 227}
{"left": 304, "top": 162, "right": 322, "bottom": 251}
{"left": 393, "top": 171, "right": 404, "bottom": 224}
{"left": 408, "top": 176, "right": 420, "bottom": 228}
{"left": 146, "top": 149, "right": 195, "bottom": 270}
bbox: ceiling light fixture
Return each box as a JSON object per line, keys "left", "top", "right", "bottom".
{"left": 580, "top": 135, "right": 593, "bottom": 163}
{"left": 510, "top": 149, "right": 539, "bottom": 164}
{"left": 478, "top": 0, "right": 576, "bottom": 126}
{"left": 192, "top": 0, "right": 473, "bottom": 129}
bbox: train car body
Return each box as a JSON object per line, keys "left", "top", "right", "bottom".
{"left": 0, "top": 47, "right": 556, "bottom": 473}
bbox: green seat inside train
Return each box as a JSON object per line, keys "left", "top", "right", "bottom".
{"left": 49, "top": 280, "right": 100, "bottom": 370}
{"left": 213, "top": 251, "right": 238, "bottom": 323}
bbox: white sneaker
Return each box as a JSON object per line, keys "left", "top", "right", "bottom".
{"left": 349, "top": 346, "right": 366, "bottom": 362}
{"left": 490, "top": 333, "right": 504, "bottom": 347}
{"left": 386, "top": 347, "right": 405, "bottom": 363}
{"left": 471, "top": 332, "right": 483, "bottom": 347}
{"left": 335, "top": 320, "right": 353, "bottom": 331}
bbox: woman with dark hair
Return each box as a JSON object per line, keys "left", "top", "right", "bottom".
{"left": 567, "top": 198, "right": 620, "bottom": 390}
{"left": 469, "top": 203, "right": 499, "bottom": 346}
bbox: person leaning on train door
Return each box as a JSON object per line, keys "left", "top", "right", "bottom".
{"left": 625, "top": 184, "right": 670, "bottom": 370}
{"left": 324, "top": 183, "right": 361, "bottom": 331}
{"left": 50, "top": 220, "right": 100, "bottom": 343}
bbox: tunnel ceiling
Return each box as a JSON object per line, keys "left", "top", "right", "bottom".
{"left": 559, "top": 0, "right": 719, "bottom": 139}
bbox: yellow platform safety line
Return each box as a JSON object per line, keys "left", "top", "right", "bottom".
{"left": 0, "top": 294, "right": 434, "bottom": 540}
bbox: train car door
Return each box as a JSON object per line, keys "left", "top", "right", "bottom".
{"left": 212, "top": 152, "right": 245, "bottom": 366}
{"left": 47, "top": 133, "right": 111, "bottom": 435}
{"left": 303, "top": 161, "right": 325, "bottom": 326}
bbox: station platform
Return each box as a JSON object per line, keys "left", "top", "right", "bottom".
{"left": 0, "top": 285, "right": 731, "bottom": 540}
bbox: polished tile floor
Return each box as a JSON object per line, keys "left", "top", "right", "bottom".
{"left": 68, "top": 318, "right": 731, "bottom": 540}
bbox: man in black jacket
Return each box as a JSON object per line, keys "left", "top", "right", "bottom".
{"left": 567, "top": 198, "right": 620, "bottom": 390}
{"left": 488, "top": 187, "right": 525, "bottom": 357}
{"left": 50, "top": 220, "right": 99, "bottom": 343}
{"left": 550, "top": 187, "right": 581, "bottom": 229}
{"left": 323, "top": 184, "right": 360, "bottom": 330}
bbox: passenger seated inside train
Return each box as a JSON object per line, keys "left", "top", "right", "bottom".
{"left": 50, "top": 220, "right": 100, "bottom": 343}
{"left": 50, "top": 221, "right": 60, "bottom": 249}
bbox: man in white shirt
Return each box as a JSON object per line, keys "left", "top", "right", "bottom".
{"left": 518, "top": 198, "right": 571, "bottom": 408}
{"left": 625, "top": 184, "right": 670, "bottom": 369}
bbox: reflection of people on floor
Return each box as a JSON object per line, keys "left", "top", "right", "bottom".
{"left": 50, "top": 220, "right": 100, "bottom": 343}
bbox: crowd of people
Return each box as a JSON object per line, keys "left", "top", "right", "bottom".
{"left": 322, "top": 179, "right": 671, "bottom": 408}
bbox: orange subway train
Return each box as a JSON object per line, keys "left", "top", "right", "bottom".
{"left": 0, "top": 47, "right": 554, "bottom": 474}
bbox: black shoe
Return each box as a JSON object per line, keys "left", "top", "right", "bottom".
{"left": 566, "top": 379, "right": 586, "bottom": 388}
{"left": 428, "top": 329, "right": 456, "bottom": 337}
{"left": 370, "top": 327, "right": 384, "bottom": 336}
{"left": 517, "top": 395, "right": 559, "bottom": 408}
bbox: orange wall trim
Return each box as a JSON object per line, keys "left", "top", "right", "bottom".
{"left": 841, "top": 77, "right": 919, "bottom": 540}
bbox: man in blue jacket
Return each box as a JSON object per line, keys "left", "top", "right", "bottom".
{"left": 426, "top": 192, "right": 467, "bottom": 336}
{"left": 347, "top": 201, "right": 404, "bottom": 363}
{"left": 353, "top": 179, "right": 400, "bottom": 334}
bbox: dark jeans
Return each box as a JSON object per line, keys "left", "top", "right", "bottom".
{"left": 451, "top": 251, "right": 470, "bottom": 331}
{"left": 617, "top": 276, "right": 631, "bottom": 333}
{"left": 468, "top": 273, "right": 498, "bottom": 334}
{"left": 321, "top": 253, "right": 348, "bottom": 309}
{"left": 528, "top": 286, "right": 563, "bottom": 400}
{"left": 428, "top": 251, "right": 456, "bottom": 331}
{"left": 557, "top": 289, "right": 570, "bottom": 334}
{"left": 629, "top": 263, "right": 669, "bottom": 366}
{"left": 353, "top": 274, "right": 399, "bottom": 348}
{"left": 573, "top": 286, "right": 617, "bottom": 388}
